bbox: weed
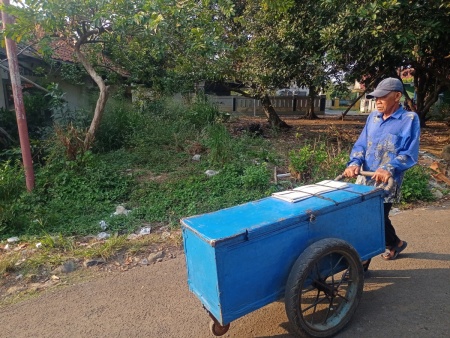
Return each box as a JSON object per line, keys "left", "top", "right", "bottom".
{"left": 0, "top": 97, "right": 436, "bottom": 246}
{"left": 0, "top": 160, "right": 24, "bottom": 202}
{"left": 0, "top": 252, "right": 20, "bottom": 274}
{"left": 202, "top": 124, "right": 233, "bottom": 164}
{"left": 75, "top": 235, "right": 128, "bottom": 260}
{"left": 39, "top": 234, "right": 75, "bottom": 252}
{"left": 288, "top": 139, "right": 348, "bottom": 183}
{"left": 241, "top": 162, "right": 272, "bottom": 189}
{"left": 184, "top": 94, "right": 219, "bottom": 128}
{"left": 401, "top": 165, "right": 435, "bottom": 203}
{"left": 0, "top": 161, "right": 26, "bottom": 234}
{"left": 94, "top": 102, "right": 138, "bottom": 152}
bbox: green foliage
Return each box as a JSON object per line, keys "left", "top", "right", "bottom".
{"left": 128, "top": 163, "right": 273, "bottom": 228}
{"left": 202, "top": 123, "right": 233, "bottom": 164}
{"left": 0, "top": 107, "right": 18, "bottom": 150}
{"left": 241, "top": 162, "right": 272, "bottom": 189}
{"left": 0, "top": 90, "right": 53, "bottom": 152}
{"left": 184, "top": 95, "right": 220, "bottom": 129}
{"left": 0, "top": 161, "right": 25, "bottom": 234}
{"left": 288, "top": 140, "right": 348, "bottom": 183}
{"left": 328, "top": 82, "right": 352, "bottom": 100}
{"left": 126, "top": 99, "right": 200, "bottom": 172}
{"left": 59, "top": 63, "right": 87, "bottom": 86}
{"left": 1, "top": 98, "right": 437, "bottom": 243}
{"left": 0, "top": 150, "right": 135, "bottom": 238}
{"left": 0, "top": 99, "right": 280, "bottom": 239}
{"left": 94, "top": 102, "right": 138, "bottom": 152}
{"left": 23, "top": 90, "right": 53, "bottom": 136}
{"left": 0, "top": 160, "right": 24, "bottom": 202}
{"left": 322, "top": 0, "right": 450, "bottom": 123}
{"left": 401, "top": 165, "right": 435, "bottom": 203}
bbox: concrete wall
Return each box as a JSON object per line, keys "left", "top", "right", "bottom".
{"left": 46, "top": 75, "right": 94, "bottom": 112}
{"left": 207, "top": 95, "right": 325, "bottom": 116}
{"left": 0, "top": 57, "right": 94, "bottom": 113}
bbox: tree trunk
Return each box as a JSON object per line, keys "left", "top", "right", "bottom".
{"left": 261, "top": 94, "right": 290, "bottom": 129}
{"left": 341, "top": 91, "right": 366, "bottom": 120}
{"left": 413, "top": 70, "right": 443, "bottom": 128}
{"left": 73, "top": 40, "right": 110, "bottom": 150}
{"left": 305, "top": 86, "right": 318, "bottom": 120}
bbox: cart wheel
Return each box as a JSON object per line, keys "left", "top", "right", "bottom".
{"left": 209, "top": 321, "right": 230, "bottom": 336}
{"left": 285, "top": 238, "right": 364, "bottom": 338}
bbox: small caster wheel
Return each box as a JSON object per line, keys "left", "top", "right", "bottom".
{"left": 209, "top": 320, "right": 230, "bottom": 336}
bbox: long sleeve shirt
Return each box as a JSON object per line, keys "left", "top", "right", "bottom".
{"left": 348, "top": 105, "right": 421, "bottom": 202}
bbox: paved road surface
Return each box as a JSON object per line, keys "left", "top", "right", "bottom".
{"left": 1, "top": 202, "right": 449, "bottom": 338}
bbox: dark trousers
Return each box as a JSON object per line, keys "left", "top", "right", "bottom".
{"left": 384, "top": 203, "right": 400, "bottom": 248}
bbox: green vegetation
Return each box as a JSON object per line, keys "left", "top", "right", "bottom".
{"left": 0, "top": 98, "right": 443, "bottom": 293}
{"left": 401, "top": 165, "right": 435, "bottom": 203}
{"left": 1, "top": 98, "right": 438, "bottom": 242}
{"left": 0, "top": 98, "right": 279, "bottom": 239}
{"left": 288, "top": 139, "right": 348, "bottom": 182}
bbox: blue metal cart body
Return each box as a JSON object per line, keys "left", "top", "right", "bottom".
{"left": 181, "top": 183, "right": 385, "bottom": 328}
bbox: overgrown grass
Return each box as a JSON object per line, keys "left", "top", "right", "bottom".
{"left": 0, "top": 97, "right": 443, "bottom": 297}
{"left": 288, "top": 138, "right": 349, "bottom": 183}
{"left": 0, "top": 97, "right": 439, "bottom": 242}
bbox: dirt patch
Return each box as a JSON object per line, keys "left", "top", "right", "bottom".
{"left": 0, "top": 227, "right": 183, "bottom": 308}
{"left": 229, "top": 115, "right": 450, "bottom": 177}
{"left": 230, "top": 115, "right": 450, "bottom": 153}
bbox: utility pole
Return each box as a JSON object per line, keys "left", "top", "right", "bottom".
{"left": 1, "top": 0, "right": 35, "bottom": 191}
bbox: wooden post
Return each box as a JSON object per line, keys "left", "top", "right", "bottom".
{"left": 1, "top": 0, "right": 35, "bottom": 191}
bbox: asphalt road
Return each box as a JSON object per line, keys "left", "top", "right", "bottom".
{"left": 1, "top": 201, "right": 449, "bottom": 338}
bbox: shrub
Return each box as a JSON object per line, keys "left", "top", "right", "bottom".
{"left": 202, "top": 124, "right": 233, "bottom": 165}
{"left": 288, "top": 140, "right": 348, "bottom": 183}
{"left": 241, "top": 162, "right": 272, "bottom": 190}
{"left": 94, "top": 102, "right": 139, "bottom": 152}
{"left": 0, "top": 161, "right": 26, "bottom": 234}
{"left": 401, "top": 165, "right": 435, "bottom": 203}
{"left": 184, "top": 94, "right": 219, "bottom": 129}
{"left": 0, "top": 150, "right": 135, "bottom": 238}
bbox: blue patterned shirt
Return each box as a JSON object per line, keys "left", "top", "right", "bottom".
{"left": 348, "top": 105, "right": 421, "bottom": 202}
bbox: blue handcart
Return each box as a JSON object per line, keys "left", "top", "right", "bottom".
{"left": 181, "top": 175, "right": 390, "bottom": 337}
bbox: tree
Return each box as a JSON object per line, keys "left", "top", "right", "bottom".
{"left": 2, "top": 0, "right": 131, "bottom": 150}
{"left": 322, "top": 0, "right": 450, "bottom": 126}
{"left": 263, "top": 1, "right": 338, "bottom": 120}
{"left": 127, "top": 1, "right": 334, "bottom": 127}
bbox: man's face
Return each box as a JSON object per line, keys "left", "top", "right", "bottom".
{"left": 375, "top": 91, "right": 401, "bottom": 114}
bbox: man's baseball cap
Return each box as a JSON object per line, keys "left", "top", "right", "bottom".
{"left": 366, "top": 77, "right": 404, "bottom": 99}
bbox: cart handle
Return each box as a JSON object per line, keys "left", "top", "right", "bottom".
{"left": 335, "top": 170, "right": 394, "bottom": 192}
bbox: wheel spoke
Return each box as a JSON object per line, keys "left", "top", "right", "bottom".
{"left": 331, "top": 254, "right": 346, "bottom": 274}
{"left": 322, "top": 295, "right": 335, "bottom": 324}
{"left": 285, "top": 239, "right": 364, "bottom": 337}
{"left": 335, "top": 291, "right": 350, "bottom": 302}
{"left": 301, "top": 291, "right": 328, "bottom": 313}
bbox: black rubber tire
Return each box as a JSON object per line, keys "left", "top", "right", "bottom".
{"left": 285, "top": 238, "right": 364, "bottom": 337}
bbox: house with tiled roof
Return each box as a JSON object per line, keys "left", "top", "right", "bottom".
{"left": 0, "top": 40, "right": 127, "bottom": 112}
